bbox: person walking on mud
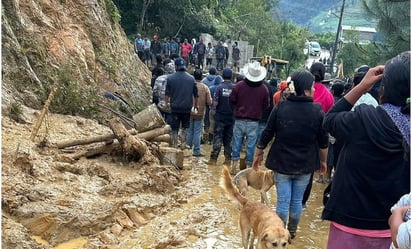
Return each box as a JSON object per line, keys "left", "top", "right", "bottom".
{"left": 165, "top": 57, "right": 198, "bottom": 148}
{"left": 253, "top": 69, "right": 329, "bottom": 240}
{"left": 153, "top": 59, "right": 175, "bottom": 125}
{"left": 208, "top": 68, "right": 235, "bottom": 166}
{"left": 229, "top": 61, "right": 269, "bottom": 174}
{"left": 202, "top": 67, "right": 218, "bottom": 143}
{"left": 302, "top": 62, "right": 334, "bottom": 208}
{"left": 186, "top": 69, "right": 212, "bottom": 157}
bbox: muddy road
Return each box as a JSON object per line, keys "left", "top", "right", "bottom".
{"left": 2, "top": 108, "right": 330, "bottom": 249}
{"left": 122, "top": 153, "right": 330, "bottom": 249}
{"left": 43, "top": 150, "right": 330, "bottom": 249}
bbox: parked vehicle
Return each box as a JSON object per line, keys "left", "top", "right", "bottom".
{"left": 309, "top": 41, "right": 321, "bottom": 57}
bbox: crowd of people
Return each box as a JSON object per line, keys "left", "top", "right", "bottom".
{"left": 147, "top": 46, "right": 410, "bottom": 248}
{"left": 134, "top": 34, "right": 241, "bottom": 72}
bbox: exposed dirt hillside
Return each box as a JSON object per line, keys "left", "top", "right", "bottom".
{"left": 2, "top": 0, "right": 152, "bottom": 112}
{"left": 0, "top": 0, "right": 195, "bottom": 248}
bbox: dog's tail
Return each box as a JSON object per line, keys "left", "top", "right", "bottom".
{"left": 220, "top": 166, "right": 248, "bottom": 206}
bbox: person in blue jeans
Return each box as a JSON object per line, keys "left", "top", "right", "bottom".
{"left": 253, "top": 70, "right": 329, "bottom": 240}
{"left": 229, "top": 61, "right": 270, "bottom": 174}
{"left": 186, "top": 69, "right": 212, "bottom": 156}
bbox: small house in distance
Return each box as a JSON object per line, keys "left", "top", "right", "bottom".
{"left": 340, "top": 25, "right": 377, "bottom": 44}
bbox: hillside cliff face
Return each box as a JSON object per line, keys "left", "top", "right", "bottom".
{"left": 2, "top": 0, "right": 152, "bottom": 114}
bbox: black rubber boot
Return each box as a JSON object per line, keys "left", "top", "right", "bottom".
{"left": 208, "top": 133, "right": 213, "bottom": 145}
{"left": 287, "top": 217, "right": 299, "bottom": 240}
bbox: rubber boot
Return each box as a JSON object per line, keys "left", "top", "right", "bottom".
{"left": 208, "top": 158, "right": 217, "bottom": 165}
{"left": 287, "top": 217, "right": 299, "bottom": 240}
{"left": 179, "top": 128, "right": 188, "bottom": 149}
{"left": 208, "top": 133, "right": 213, "bottom": 145}
{"left": 170, "top": 131, "right": 178, "bottom": 148}
{"left": 230, "top": 160, "right": 240, "bottom": 175}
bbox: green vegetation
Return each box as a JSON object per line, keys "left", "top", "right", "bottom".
{"left": 113, "top": 0, "right": 311, "bottom": 78}
{"left": 49, "top": 64, "right": 100, "bottom": 118}
{"left": 95, "top": 50, "right": 120, "bottom": 81}
{"left": 309, "top": 0, "right": 377, "bottom": 33}
{"left": 7, "top": 101, "right": 24, "bottom": 123}
{"left": 333, "top": 0, "right": 410, "bottom": 76}
{"left": 112, "top": 0, "right": 409, "bottom": 78}
{"left": 104, "top": 0, "right": 121, "bottom": 24}
{"left": 362, "top": 0, "right": 410, "bottom": 58}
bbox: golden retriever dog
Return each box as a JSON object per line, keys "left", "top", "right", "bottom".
{"left": 233, "top": 167, "right": 275, "bottom": 205}
{"left": 221, "top": 166, "right": 290, "bottom": 249}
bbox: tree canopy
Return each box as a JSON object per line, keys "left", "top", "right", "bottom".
{"left": 112, "top": 0, "right": 409, "bottom": 78}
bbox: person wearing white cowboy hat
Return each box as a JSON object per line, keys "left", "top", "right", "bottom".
{"left": 242, "top": 61, "right": 268, "bottom": 82}
{"left": 228, "top": 61, "right": 270, "bottom": 174}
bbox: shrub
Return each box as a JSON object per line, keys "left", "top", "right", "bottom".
{"left": 7, "top": 101, "right": 24, "bottom": 123}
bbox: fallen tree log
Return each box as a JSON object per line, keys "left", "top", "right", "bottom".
{"left": 138, "top": 125, "right": 171, "bottom": 141}
{"left": 66, "top": 129, "right": 172, "bottom": 161}
{"left": 109, "top": 117, "right": 147, "bottom": 161}
{"left": 55, "top": 125, "right": 171, "bottom": 149}
{"left": 70, "top": 143, "right": 120, "bottom": 160}
{"left": 152, "top": 134, "right": 170, "bottom": 143}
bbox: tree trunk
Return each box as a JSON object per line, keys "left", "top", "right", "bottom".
{"left": 108, "top": 118, "right": 147, "bottom": 161}
{"left": 70, "top": 143, "right": 120, "bottom": 160}
{"left": 55, "top": 125, "right": 171, "bottom": 149}
{"left": 139, "top": 0, "right": 153, "bottom": 31}
{"left": 152, "top": 134, "right": 170, "bottom": 143}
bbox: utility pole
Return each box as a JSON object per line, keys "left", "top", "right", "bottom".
{"left": 330, "top": 0, "right": 345, "bottom": 75}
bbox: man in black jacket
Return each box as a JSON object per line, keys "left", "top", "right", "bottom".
{"left": 165, "top": 57, "right": 199, "bottom": 148}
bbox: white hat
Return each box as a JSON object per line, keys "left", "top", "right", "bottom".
{"left": 322, "top": 72, "right": 332, "bottom": 83}
{"left": 242, "top": 61, "right": 267, "bottom": 82}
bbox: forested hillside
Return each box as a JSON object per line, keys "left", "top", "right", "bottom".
{"left": 275, "top": 0, "right": 378, "bottom": 33}
{"left": 276, "top": 0, "right": 336, "bottom": 26}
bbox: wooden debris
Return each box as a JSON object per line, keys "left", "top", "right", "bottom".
{"left": 70, "top": 143, "right": 119, "bottom": 160}
{"left": 132, "top": 103, "right": 165, "bottom": 132}
{"left": 113, "top": 209, "right": 134, "bottom": 229}
{"left": 108, "top": 117, "right": 147, "bottom": 161}
{"left": 55, "top": 125, "right": 171, "bottom": 149}
{"left": 152, "top": 134, "right": 170, "bottom": 143}
{"left": 30, "top": 86, "right": 57, "bottom": 141}
{"left": 158, "top": 146, "right": 184, "bottom": 169}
